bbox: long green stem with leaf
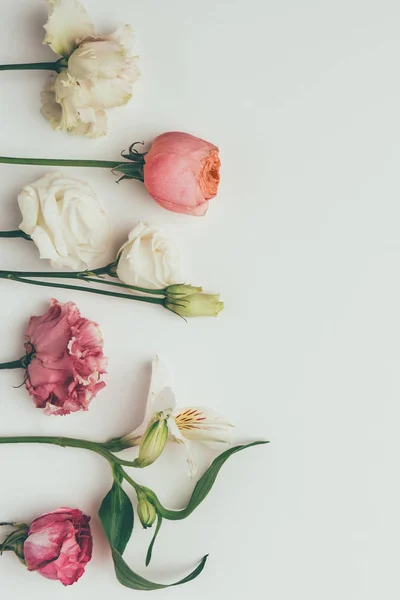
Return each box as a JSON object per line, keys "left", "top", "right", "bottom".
{"left": 0, "top": 435, "right": 267, "bottom": 588}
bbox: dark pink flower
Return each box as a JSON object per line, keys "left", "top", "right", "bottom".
{"left": 24, "top": 508, "right": 92, "bottom": 586}
{"left": 144, "top": 132, "right": 220, "bottom": 216}
{"left": 24, "top": 299, "right": 107, "bottom": 416}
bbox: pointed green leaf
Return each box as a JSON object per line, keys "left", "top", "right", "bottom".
{"left": 147, "top": 441, "right": 269, "bottom": 520}
{"left": 145, "top": 514, "right": 163, "bottom": 567}
{"left": 111, "top": 548, "right": 208, "bottom": 590}
{"left": 99, "top": 478, "right": 134, "bottom": 555}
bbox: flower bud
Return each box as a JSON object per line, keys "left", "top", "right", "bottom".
{"left": 165, "top": 293, "right": 224, "bottom": 318}
{"left": 166, "top": 284, "right": 203, "bottom": 297}
{"left": 133, "top": 415, "right": 169, "bottom": 468}
{"left": 137, "top": 494, "right": 157, "bottom": 529}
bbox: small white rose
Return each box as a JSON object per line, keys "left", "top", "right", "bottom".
{"left": 18, "top": 172, "right": 113, "bottom": 270}
{"left": 117, "top": 223, "right": 184, "bottom": 289}
{"left": 41, "top": 1, "right": 139, "bottom": 137}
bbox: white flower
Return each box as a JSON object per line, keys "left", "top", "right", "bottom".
{"left": 41, "top": 1, "right": 139, "bottom": 137}
{"left": 117, "top": 223, "right": 184, "bottom": 289}
{"left": 18, "top": 172, "right": 113, "bottom": 270}
{"left": 125, "top": 357, "right": 234, "bottom": 476}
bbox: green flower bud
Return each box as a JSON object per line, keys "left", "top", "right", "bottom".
{"left": 166, "top": 293, "right": 224, "bottom": 318}
{"left": 165, "top": 284, "right": 203, "bottom": 297}
{"left": 137, "top": 494, "right": 157, "bottom": 529}
{"left": 133, "top": 415, "right": 169, "bottom": 468}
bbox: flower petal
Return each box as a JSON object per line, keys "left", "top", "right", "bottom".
{"left": 168, "top": 417, "right": 197, "bottom": 476}
{"left": 173, "top": 407, "right": 234, "bottom": 446}
{"left": 43, "top": 0, "right": 95, "bottom": 57}
{"left": 125, "top": 357, "right": 176, "bottom": 441}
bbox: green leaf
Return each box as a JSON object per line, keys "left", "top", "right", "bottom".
{"left": 145, "top": 514, "right": 163, "bottom": 567}
{"left": 148, "top": 441, "right": 269, "bottom": 520}
{"left": 111, "top": 548, "right": 208, "bottom": 590}
{"left": 99, "top": 477, "right": 134, "bottom": 555}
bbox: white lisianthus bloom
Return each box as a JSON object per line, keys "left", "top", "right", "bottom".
{"left": 41, "top": 0, "right": 139, "bottom": 137}
{"left": 123, "top": 357, "right": 234, "bottom": 476}
{"left": 18, "top": 172, "right": 113, "bottom": 270}
{"left": 117, "top": 223, "right": 184, "bottom": 289}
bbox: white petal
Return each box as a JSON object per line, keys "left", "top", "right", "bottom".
{"left": 173, "top": 407, "right": 235, "bottom": 446}
{"left": 116, "top": 224, "right": 184, "bottom": 289}
{"left": 43, "top": 0, "right": 95, "bottom": 57}
{"left": 128, "top": 357, "right": 176, "bottom": 439}
{"left": 68, "top": 40, "right": 127, "bottom": 80}
{"left": 168, "top": 417, "right": 197, "bottom": 477}
{"left": 82, "top": 76, "right": 133, "bottom": 109}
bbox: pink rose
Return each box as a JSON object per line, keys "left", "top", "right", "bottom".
{"left": 24, "top": 508, "right": 92, "bottom": 586}
{"left": 143, "top": 131, "right": 220, "bottom": 216}
{"left": 24, "top": 299, "right": 107, "bottom": 416}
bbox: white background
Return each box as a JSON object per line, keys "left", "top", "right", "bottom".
{"left": 0, "top": 0, "right": 398, "bottom": 598}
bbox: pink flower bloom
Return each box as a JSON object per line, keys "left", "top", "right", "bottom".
{"left": 24, "top": 507, "right": 92, "bottom": 586}
{"left": 143, "top": 131, "right": 220, "bottom": 216}
{"left": 24, "top": 299, "right": 107, "bottom": 416}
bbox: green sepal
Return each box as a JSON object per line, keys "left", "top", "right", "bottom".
{"left": 111, "top": 548, "right": 208, "bottom": 591}
{"left": 98, "top": 468, "right": 134, "bottom": 555}
{"left": 0, "top": 524, "right": 29, "bottom": 563}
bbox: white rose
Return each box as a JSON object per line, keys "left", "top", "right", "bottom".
{"left": 41, "top": 1, "right": 139, "bottom": 137}
{"left": 18, "top": 172, "right": 113, "bottom": 270}
{"left": 117, "top": 223, "right": 184, "bottom": 289}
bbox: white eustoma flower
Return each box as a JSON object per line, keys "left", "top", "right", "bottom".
{"left": 117, "top": 223, "right": 184, "bottom": 289}
{"left": 125, "top": 357, "right": 234, "bottom": 476}
{"left": 18, "top": 172, "right": 113, "bottom": 270}
{"left": 41, "top": 0, "right": 139, "bottom": 137}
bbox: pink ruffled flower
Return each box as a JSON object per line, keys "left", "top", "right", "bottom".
{"left": 143, "top": 132, "right": 221, "bottom": 216}
{"left": 24, "top": 508, "right": 92, "bottom": 586}
{"left": 24, "top": 299, "right": 107, "bottom": 416}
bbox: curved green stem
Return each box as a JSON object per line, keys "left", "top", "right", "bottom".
{"left": 0, "top": 230, "right": 30, "bottom": 240}
{"left": 0, "top": 62, "right": 60, "bottom": 72}
{"left": 0, "top": 436, "right": 135, "bottom": 468}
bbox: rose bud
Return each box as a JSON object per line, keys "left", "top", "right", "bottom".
{"left": 24, "top": 298, "right": 107, "bottom": 415}
{"left": 23, "top": 508, "right": 92, "bottom": 586}
{"left": 133, "top": 415, "right": 170, "bottom": 468}
{"left": 137, "top": 493, "right": 157, "bottom": 529}
{"left": 165, "top": 293, "right": 224, "bottom": 318}
{"left": 143, "top": 132, "right": 221, "bottom": 216}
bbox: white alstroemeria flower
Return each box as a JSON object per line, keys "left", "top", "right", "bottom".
{"left": 117, "top": 223, "right": 184, "bottom": 290}
{"left": 125, "top": 357, "right": 234, "bottom": 476}
{"left": 18, "top": 172, "right": 113, "bottom": 270}
{"left": 41, "top": 0, "right": 139, "bottom": 137}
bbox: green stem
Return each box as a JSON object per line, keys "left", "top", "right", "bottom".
{"left": 0, "top": 436, "right": 135, "bottom": 468}
{"left": 0, "top": 156, "right": 121, "bottom": 169}
{"left": 0, "top": 265, "right": 166, "bottom": 296}
{"left": 79, "top": 277, "right": 166, "bottom": 296}
{"left": 0, "top": 62, "right": 60, "bottom": 72}
{"left": 0, "top": 359, "right": 23, "bottom": 370}
{"left": 0, "top": 230, "right": 30, "bottom": 240}
{"left": 2, "top": 274, "right": 165, "bottom": 308}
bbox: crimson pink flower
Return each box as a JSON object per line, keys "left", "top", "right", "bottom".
{"left": 24, "top": 508, "right": 92, "bottom": 586}
{"left": 24, "top": 298, "right": 107, "bottom": 416}
{"left": 143, "top": 131, "right": 221, "bottom": 216}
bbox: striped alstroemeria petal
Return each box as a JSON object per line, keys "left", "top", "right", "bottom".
{"left": 173, "top": 407, "right": 234, "bottom": 446}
